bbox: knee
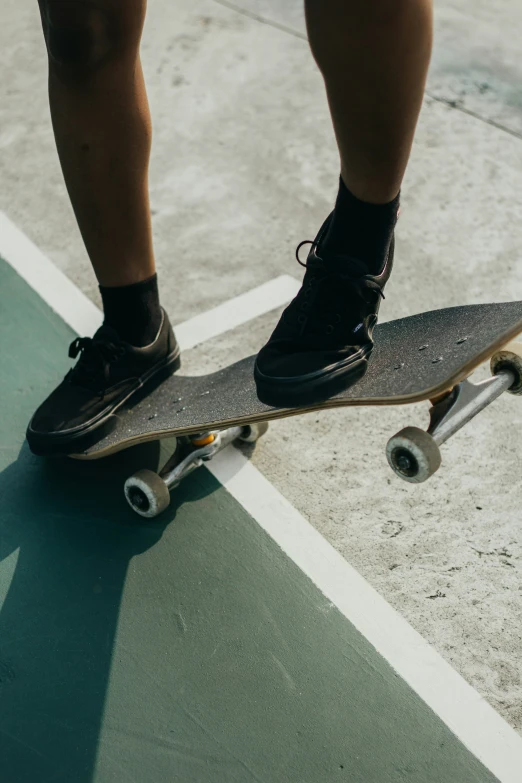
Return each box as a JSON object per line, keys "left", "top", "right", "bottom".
{"left": 39, "top": 1, "right": 139, "bottom": 78}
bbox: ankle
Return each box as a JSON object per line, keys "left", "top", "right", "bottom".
{"left": 340, "top": 170, "right": 401, "bottom": 206}
{"left": 320, "top": 177, "right": 399, "bottom": 274}
{"left": 100, "top": 273, "right": 163, "bottom": 347}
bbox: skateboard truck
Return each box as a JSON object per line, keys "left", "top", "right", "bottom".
{"left": 123, "top": 422, "right": 269, "bottom": 518}
{"left": 386, "top": 341, "right": 522, "bottom": 484}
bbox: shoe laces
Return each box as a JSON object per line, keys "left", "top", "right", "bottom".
{"left": 68, "top": 333, "right": 127, "bottom": 395}
{"left": 291, "top": 240, "right": 385, "bottom": 338}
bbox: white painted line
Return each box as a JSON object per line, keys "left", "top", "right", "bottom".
{"left": 0, "top": 211, "right": 102, "bottom": 336}
{"left": 3, "top": 210, "right": 522, "bottom": 781}
{"left": 175, "top": 275, "right": 299, "bottom": 351}
{"left": 0, "top": 209, "right": 299, "bottom": 349}
{"left": 209, "top": 448, "right": 522, "bottom": 783}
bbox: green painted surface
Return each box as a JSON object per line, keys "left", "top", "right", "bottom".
{"left": 0, "top": 257, "right": 499, "bottom": 783}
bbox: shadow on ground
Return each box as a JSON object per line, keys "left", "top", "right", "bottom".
{"left": 0, "top": 441, "right": 214, "bottom": 783}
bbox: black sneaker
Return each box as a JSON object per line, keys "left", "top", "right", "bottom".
{"left": 254, "top": 216, "right": 394, "bottom": 405}
{"left": 26, "top": 308, "right": 180, "bottom": 456}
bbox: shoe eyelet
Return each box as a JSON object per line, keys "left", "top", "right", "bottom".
{"left": 326, "top": 325, "right": 335, "bottom": 335}
{"left": 301, "top": 301, "right": 310, "bottom": 310}
{"left": 334, "top": 314, "right": 341, "bottom": 324}
{"left": 297, "top": 314, "right": 307, "bottom": 325}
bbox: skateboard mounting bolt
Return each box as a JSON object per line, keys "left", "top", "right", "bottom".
{"left": 418, "top": 345, "right": 429, "bottom": 351}
{"left": 456, "top": 337, "right": 468, "bottom": 345}
{"left": 432, "top": 356, "right": 443, "bottom": 364}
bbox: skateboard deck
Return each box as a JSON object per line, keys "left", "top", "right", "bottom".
{"left": 75, "top": 301, "right": 522, "bottom": 460}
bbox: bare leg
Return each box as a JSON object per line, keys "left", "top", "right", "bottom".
{"left": 28, "top": 1, "right": 178, "bottom": 454}
{"left": 305, "top": 0, "right": 433, "bottom": 204}
{"left": 38, "top": 0, "right": 154, "bottom": 287}
{"left": 254, "top": 0, "right": 434, "bottom": 403}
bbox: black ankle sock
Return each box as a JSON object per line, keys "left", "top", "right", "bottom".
{"left": 99, "top": 273, "right": 163, "bottom": 347}
{"left": 320, "top": 177, "right": 400, "bottom": 274}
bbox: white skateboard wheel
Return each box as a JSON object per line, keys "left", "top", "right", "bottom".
{"left": 386, "top": 426, "right": 442, "bottom": 484}
{"left": 238, "top": 421, "right": 269, "bottom": 443}
{"left": 124, "top": 469, "right": 171, "bottom": 518}
{"left": 490, "top": 340, "right": 522, "bottom": 395}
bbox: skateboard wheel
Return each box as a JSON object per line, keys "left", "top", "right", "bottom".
{"left": 124, "top": 469, "right": 170, "bottom": 518}
{"left": 386, "top": 427, "right": 442, "bottom": 484}
{"left": 239, "top": 421, "right": 269, "bottom": 443}
{"left": 490, "top": 341, "right": 522, "bottom": 395}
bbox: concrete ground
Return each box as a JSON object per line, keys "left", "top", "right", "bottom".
{"left": 1, "top": 256, "right": 502, "bottom": 782}
{"left": 1, "top": 0, "right": 522, "bottom": 743}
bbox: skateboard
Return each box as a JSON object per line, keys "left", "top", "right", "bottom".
{"left": 72, "top": 302, "right": 522, "bottom": 518}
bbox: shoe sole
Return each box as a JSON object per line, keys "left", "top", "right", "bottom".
{"left": 254, "top": 347, "right": 371, "bottom": 408}
{"left": 27, "top": 349, "right": 181, "bottom": 457}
